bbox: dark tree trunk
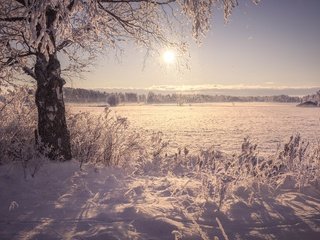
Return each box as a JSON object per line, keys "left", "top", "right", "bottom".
{"left": 34, "top": 53, "right": 72, "bottom": 160}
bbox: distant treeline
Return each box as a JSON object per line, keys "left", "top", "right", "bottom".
{"left": 63, "top": 87, "right": 301, "bottom": 106}
{"left": 63, "top": 88, "right": 142, "bottom": 105}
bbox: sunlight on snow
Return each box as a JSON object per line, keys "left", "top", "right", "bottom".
{"left": 70, "top": 103, "right": 320, "bottom": 155}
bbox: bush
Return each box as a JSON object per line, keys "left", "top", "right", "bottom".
{"left": 134, "top": 135, "right": 320, "bottom": 211}
{"left": 0, "top": 87, "right": 37, "bottom": 164}
{"left": 0, "top": 87, "right": 146, "bottom": 169}
{"left": 0, "top": 87, "right": 51, "bottom": 177}
{"left": 107, "top": 94, "right": 119, "bottom": 106}
{"left": 68, "top": 107, "right": 144, "bottom": 168}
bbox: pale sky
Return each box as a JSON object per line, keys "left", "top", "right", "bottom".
{"left": 69, "top": 0, "right": 320, "bottom": 95}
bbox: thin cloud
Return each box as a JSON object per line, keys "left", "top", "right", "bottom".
{"left": 146, "top": 84, "right": 320, "bottom": 92}
{"left": 94, "top": 84, "right": 319, "bottom": 97}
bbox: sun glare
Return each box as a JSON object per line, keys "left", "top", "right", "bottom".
{"left": 162, "top": 50, "right": 176, "bottom": 64}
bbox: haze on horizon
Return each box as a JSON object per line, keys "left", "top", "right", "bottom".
{"left": 68, "top": 0, "right": 320, "bottom": 96}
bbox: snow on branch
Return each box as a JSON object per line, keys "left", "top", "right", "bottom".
{"left": 0, "top": 0, "right": 256, "bottom": 83}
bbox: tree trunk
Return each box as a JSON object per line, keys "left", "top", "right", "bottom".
{"left": 34, "top": 53, "right": 72, "bottom": 160}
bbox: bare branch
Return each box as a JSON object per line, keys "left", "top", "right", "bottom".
{"left": 22, "top": 66, "right": 36, "bottom": 80}
{"left": 0, "top": 17, "right": 26, "bottom": 22}
{"left": 57, "top": 40, "right": 73, "bottom": 52}
{"left": 13, "top": 0, "right": 28, "bottom": 6}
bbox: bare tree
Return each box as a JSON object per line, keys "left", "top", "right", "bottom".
{"left": 0, "top": 0, "right": 253, "bottom": 160}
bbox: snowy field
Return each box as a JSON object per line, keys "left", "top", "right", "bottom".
{"left": 1, "top": 103, "right": 320, "bottom": 240}
{"left": 71, "top": 103, "right": 320, "bottom": 154}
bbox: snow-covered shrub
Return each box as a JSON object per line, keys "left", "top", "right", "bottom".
{"left": 68, "top": 107, "right": 144, "bottom": 167}
{"left": 198, "top": 135, "right": 320, "bottom": 208}
{"left": 0, "top": 87, "right": 36, "bottom": 163}
{"left": 0, "top": 86, "right": 50, "bottom": 176}
{"left": 0, "top": 89, "right": 164, "bottom": 169}
{"left": 273, "top": 134, "right": 320, "bottom": 189}
{"left": 135, "top": 135, "right": 319, "bottom": 213}
{"left": 133, "top": 131, "right": 170, "bottom": 174}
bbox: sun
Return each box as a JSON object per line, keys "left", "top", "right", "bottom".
{"left": 162, "top": 50, "right": 176, "bottom": 64}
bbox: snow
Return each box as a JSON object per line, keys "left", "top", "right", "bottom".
{"left": 69, "top": 103, "right": 320, "bottom": 155}
{"left": 1, "top": 161, "right": 319, "bottom": 240}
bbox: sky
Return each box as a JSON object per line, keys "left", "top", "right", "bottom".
{"left": 69, "top": 0, "right": 320, "bottom": 96}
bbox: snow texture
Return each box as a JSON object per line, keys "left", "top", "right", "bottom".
{"left": 70, "top": 103, "right": 320, "bottom": 155}
{"left": 0, "top": 161, "right": 319, "bottom": 240}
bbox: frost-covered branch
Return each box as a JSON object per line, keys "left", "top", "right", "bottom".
{"left": 0, "top": 0, "right": 256, "bottom": 83}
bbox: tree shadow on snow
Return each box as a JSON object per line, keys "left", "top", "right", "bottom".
{"left": 1, "top": 165, "right": 320, "bottom": 240}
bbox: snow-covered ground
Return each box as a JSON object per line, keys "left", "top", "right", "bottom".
{"left": 1, "top": 102, "right": 319, "bottom": 239}
{"left": 1, "top": 160, "right": 319, "bottom": 240}
{"left": 70, "top": 103, "right": 320, "bottom": 155}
